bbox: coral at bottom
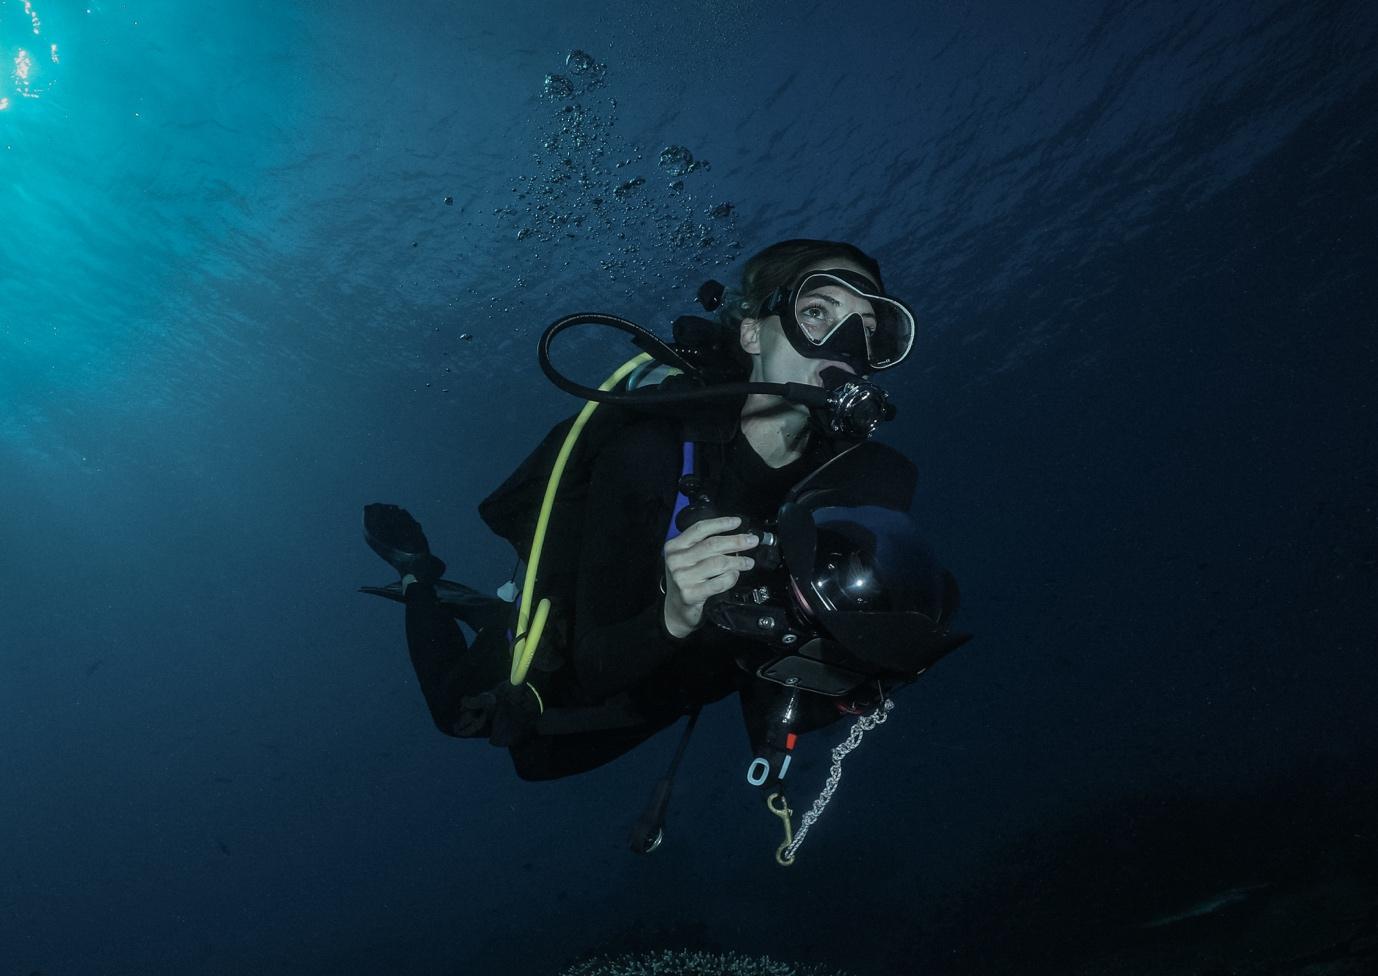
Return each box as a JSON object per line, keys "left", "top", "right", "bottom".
{"left": 558, "top": 948, "right": 854, "bottom": 976}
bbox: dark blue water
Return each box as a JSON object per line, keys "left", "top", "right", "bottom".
{"left": 2, "top": 1, "right": 1375, "bottom": 973}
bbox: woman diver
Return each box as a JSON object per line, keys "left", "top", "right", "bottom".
{"left": 361, "top": 238, "right": 964, "bottom": 812}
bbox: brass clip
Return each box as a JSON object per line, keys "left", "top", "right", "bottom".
{"left": 767, "top": 792, "right": 795, "bottom": 867}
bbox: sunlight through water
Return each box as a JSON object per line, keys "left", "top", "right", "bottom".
{"left": 1, "top": 0, "right": 310, "bottom": 468}
{"left": 2, "top": 0, "right": 59, "bottom": 108}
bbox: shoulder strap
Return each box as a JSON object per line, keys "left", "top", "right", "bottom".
{"left": 664, "top": 441, "right": 698, "bottom": 543}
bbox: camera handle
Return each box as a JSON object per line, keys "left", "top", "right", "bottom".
{"left": 673, "top": 476, "right": 724, "bottom": 533}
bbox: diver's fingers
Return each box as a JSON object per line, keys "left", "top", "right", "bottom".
{"left": 664, "top": 531, "right": 758, "bottom": 577}
{"left": 711, "top": 532, "right": 761, "bottom": 555}
{"left": 664, "top": 515, "right": 742, "bottom": 555}
{"left": 682, "top": 551, "right": 756, "bottom": 582}
{"left": 664, "top": 545, "right": 755, "bottom": 599}
{"left": 678, "top": 567, "right": 742, "bottom": 606}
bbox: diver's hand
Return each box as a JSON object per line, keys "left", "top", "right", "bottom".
{"left": 662, "top": 516, "right": 758, "bottom": 639}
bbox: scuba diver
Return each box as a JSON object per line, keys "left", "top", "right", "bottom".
{"left": 362, "top": 238, "right": 970, "bottom": 863}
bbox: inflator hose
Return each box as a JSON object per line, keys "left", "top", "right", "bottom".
{"left": 509, "top": 350, "right": 655, "bottom": 686}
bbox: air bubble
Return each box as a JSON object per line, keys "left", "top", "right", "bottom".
{"left": 658, "top": 145, "right": 694, "bottom": 177}
{"left": 543, "top": 74, "right": 574, "bottom": 99}
{"left": 566, "top": 50, "right": 596, "bottom": 75}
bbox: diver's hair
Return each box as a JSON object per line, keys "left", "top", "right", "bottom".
{"left": 720, "top": 238, "right": 885, "bottom": 332}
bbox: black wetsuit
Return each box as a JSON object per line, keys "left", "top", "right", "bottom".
{"left": 402, "top": 393, "right": 841, "bottom": 781}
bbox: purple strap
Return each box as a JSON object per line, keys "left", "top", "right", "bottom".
{"left": 665, "top": 442, "right": 696, "bottom": 542}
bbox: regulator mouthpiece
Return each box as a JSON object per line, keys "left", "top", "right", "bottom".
{"left": 818, "top": 367, "right": 896, "bottom": 439}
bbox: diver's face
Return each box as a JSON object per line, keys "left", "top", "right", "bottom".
{"left": 740, "top": 257, "right": 877, "bottom": 386}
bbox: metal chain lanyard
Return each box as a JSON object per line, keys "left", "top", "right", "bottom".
{"left": 768, "top": 697, "right": 895, "bottom": 865}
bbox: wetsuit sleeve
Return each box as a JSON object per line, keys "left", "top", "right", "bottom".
{"left": 567, "top": 421, "right": 688, "bottom": 701}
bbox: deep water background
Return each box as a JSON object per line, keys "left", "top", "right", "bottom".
{"left": 2, "top": 1, "right": 1375, "bottom": 974}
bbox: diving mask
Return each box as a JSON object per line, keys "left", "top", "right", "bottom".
{"left": 759, "top": 269, "right": 916, "bottom": 373}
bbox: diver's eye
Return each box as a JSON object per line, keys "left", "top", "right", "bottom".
{"left": 797, "top": 302, "right": 836, "bottom": 339}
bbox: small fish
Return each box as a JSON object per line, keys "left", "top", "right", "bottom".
{"left": 1140, "top": 883, "right": 1271, "bottom": 928}
{"left": 216, "top": 840, "right": 230, "bottom": 856}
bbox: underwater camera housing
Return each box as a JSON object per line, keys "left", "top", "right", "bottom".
{"left": 679, "top": 441, "right": 971, "bottom": 701}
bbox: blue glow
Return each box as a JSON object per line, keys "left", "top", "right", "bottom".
{"left": 1, "top": 0, "right": 309, "bottom": 444}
